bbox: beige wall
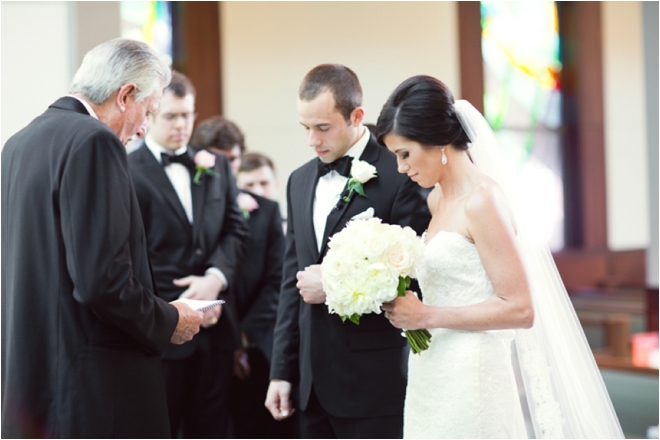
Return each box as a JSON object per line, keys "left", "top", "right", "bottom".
{"left": 1, "top": 1, "right": 653, "bottom": 253}
{"left": 1, "top": 2, "right": 74, "bottom": 146}
{"left": 220, "top": 1, "right": 460, "bottom": 214}
{"left": 602, "top": 2, "right": 649, "bottom": 251}
{"left": 1, "top": 2, "right": 120, "bottom": 147}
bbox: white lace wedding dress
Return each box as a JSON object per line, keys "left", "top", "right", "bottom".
{"left": 404, "top": 231, "right": 528, "bottom": 439}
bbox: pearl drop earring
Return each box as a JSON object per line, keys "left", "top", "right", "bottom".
{"left": 441, "top": 148, "right": 447, "bottom": 165}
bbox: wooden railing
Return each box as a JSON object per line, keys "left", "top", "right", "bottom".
{"left": 570, "top": 287, "right": 658, "bottom": 376}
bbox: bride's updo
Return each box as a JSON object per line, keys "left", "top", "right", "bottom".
{"left": 376, "top": 75, "right": 470, "bottom": 151}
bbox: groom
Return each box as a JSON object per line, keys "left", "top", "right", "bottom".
{"left": 266, "top": 64, "right": 429, "bottom": 438}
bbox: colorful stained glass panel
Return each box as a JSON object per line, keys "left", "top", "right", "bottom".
{"left": 120, "top": 1, "right": 172, "bottom": 66}
{"left": 482, "top": 1, "right": 565, "bottom": 250}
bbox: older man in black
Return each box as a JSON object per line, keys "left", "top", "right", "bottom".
{"left": 1, "top": 39, "right": 203, "bottom": 438}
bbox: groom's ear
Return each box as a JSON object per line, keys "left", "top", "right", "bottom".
{"left": 350, "top": 107, "right": 365, "bottom": 128}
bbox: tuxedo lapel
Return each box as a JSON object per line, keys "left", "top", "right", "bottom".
{"left": 190, "top": 158, "right": 207, "bottom": 245}
{"left": 319, "top": 183, "right": 352, "bottom": 259}
{"left": 318, "top": 136, "right": 382, "bottom": 258}
{"left": 135, "top": 146, "right": 192, "bottom": 232}
{"left": 299, "top": 164, "right": 320, "bottom": 262}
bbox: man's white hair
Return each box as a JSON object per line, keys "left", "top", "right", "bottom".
{"left": 69, "top": 38, "right": 171, "bottom": 105}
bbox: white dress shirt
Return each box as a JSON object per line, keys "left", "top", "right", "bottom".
{"left": 313, "top": 127, "right": 369, "bottom": 252}
{"left": 145, "top": 137, "right": 194, "bottom": 223}
{"left": 68, "top": 95, "right": 98, "bottom": 120}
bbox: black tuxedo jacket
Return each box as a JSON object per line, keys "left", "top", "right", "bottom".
{"left": 270, "top": 135, "right": 430, "bottom": 418}
{"left": 128, "top": 144, "right": 249, "bottom": 359}
{"left": 233, "top": 191, "right": 285, "bottom": 362}
{"left": 1, "top": 97, "right": 178, "bottom": 438}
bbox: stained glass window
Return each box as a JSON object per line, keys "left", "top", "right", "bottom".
{"left": 481, "top": 1, "right": 564, "bottom": 250}
{"left": 120, "top": 1, "right": 173, "bottom": 66}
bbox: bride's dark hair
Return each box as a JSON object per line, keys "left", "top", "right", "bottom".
{"left": 376, "top": 75, "right": 470, "bottom": 151}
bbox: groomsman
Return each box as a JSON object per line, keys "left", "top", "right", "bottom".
{"left": 265, "top": 64, "right": 430, "bottom": 438}
{"left": 192, "top": 117, "right": 293, "bottom": 438}
{"left": 237, "top": 152, "right": 280, "bottom": 201}
{"left": 127, "top": 72, "right": 248, "bottom": 438}
{"left": 1, "top": 39, "right": 203, "bottom": 438}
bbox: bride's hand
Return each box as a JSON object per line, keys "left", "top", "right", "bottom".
{"left": 382, "top": 290, "right": 426, "bottom": 329}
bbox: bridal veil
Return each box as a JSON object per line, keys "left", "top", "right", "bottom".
{"left": 454, "top": 99, "right": 624, "bottom": 438}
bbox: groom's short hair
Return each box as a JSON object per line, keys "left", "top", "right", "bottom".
{"left": 299, "top": 64, "right": 363, "bottom": 122}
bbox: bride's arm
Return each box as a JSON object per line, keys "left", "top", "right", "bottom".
{"left": 385, "top": 182, "right": 534, "bottom": 331}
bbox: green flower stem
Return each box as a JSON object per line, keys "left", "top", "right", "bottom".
{"left": 194, "top": 169, "right": 203, "bottom": 185}
{"left": 404, "top": 329, "right": 432, "bottom": 354}
{"left": 193, "top": 167, "right": 218, "bottom": 185}
{"left": 396, "top": 276, "right": 432, "bottom": 354}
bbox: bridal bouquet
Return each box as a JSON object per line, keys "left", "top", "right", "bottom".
{"left": 321, "top": 218, "right": 432, "bottom": 354}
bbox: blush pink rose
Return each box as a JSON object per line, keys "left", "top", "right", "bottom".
{"left": 194, "top": 150, "right": 216, "bottom": 169}
{"left": 237, "top": 192, "right": 259, "bottom": 212}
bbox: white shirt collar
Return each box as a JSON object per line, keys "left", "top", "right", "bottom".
{"left": 342, "top": 126, "right": 369, "bottom": 161}
{"left": 145, "top": 135, "right": 188, "bottom": 163}
{"left": 67, "top": 95, "right": 98, "bottom": 120}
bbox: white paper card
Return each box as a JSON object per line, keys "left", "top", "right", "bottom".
{"left": 171, "top": 298, "right": 224, "bottom": 312}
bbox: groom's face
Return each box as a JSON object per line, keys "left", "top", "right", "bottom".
{"left": 298, "top": 90, "right": 363, "bottom": 163}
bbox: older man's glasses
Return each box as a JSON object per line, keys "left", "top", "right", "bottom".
{"left": 159, "top": 112, "right": 197, "bottom": 123}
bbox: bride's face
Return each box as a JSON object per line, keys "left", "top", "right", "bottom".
{"left": 383, "top": 132, "right": 443, "bottom": 188}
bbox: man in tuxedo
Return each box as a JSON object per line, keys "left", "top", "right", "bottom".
{"left": 127, "top": 73, "right": 249, "bottom": 438}
{"left": 1, "top": 38, "right": 204, "bottom": 438}
{"left": 192, "top": 118, "right": 293, "bottom": 438}
{"left": 237, "top": 153, "right": 280, "bottom": 201}
{"left": 237, "top": 152, "right": 288, "bottom": 234}
{"left": 265, "top": 64, "right": 430, "bottom": 438}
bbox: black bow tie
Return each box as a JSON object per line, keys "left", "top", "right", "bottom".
{"left": 317, "top": 155, "right": 352, "bottom": 178}
{"left": 161, "top": 152, "right": 194, "bottom": 169}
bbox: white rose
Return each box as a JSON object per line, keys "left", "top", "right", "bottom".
{"left": 385, "top": 243, "right": 414, "bottom": 277}
{"left": 363, "top": 233, "right": 389, "bottom": 261}
{"left": 350, "top": 159, "right": 377, "bottom": 184}
{"left": 321, "top": 251, "right": 344, "bottom": 278}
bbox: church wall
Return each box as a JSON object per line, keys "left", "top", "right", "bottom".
{"left": 0, "top": 1, "right": 653, "bottom": 254}
{"left": 220, "top": 1, "right": 461, "bottom": 215}
{"left": 601, "top": 2, "right": 650, "bottom": 251}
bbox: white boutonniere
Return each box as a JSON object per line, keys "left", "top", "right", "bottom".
{"left": 343, "top": 159, "right": 377, "bottom": 203}
{"left": 193, "top": 150, "right": 218, "bottom": 185}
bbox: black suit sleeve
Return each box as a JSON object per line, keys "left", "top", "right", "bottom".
{"left": 241, "top": 200, "right": 285, "bottom": 345}
{"left": 206, "top": 155, "right": 249, "bottom": 286}
{"left": 60, "top": 130, "right": 178, "bottom": 353}
{"left": 199, "top": 154, "right": 249, "bottom": 349}
{"left": 270, "top": 175, "right": 301, "bottom": 382}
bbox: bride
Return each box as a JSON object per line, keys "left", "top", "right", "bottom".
{"left": 378, "top": 75, "right": 623, "bottom": 439}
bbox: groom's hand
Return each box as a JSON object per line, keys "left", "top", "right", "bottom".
{"left": 297, "top": 264, "right": 326, "bottom": 304}
{"left": 265, "top": 379, "right": 295, "bottom": 420}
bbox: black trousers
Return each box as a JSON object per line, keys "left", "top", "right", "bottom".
{"left": 300, "top": 386, "right": 403, "bottom": 439}
{"left": 162, "top": 341, "right": 234, "bottom": 439}
{"left": 230, "top": 347, "right": 298, "bottom": 438}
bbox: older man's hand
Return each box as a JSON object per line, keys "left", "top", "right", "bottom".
{"left": 169, "top": 301, "right": 203, "bottom": 344}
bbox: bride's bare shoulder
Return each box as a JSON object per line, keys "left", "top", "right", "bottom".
{"left": 464, "top": 177, "right": 515, "bottom": 231}
{"left": 426, "top": 184, "right": 442, "bottom": 212}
